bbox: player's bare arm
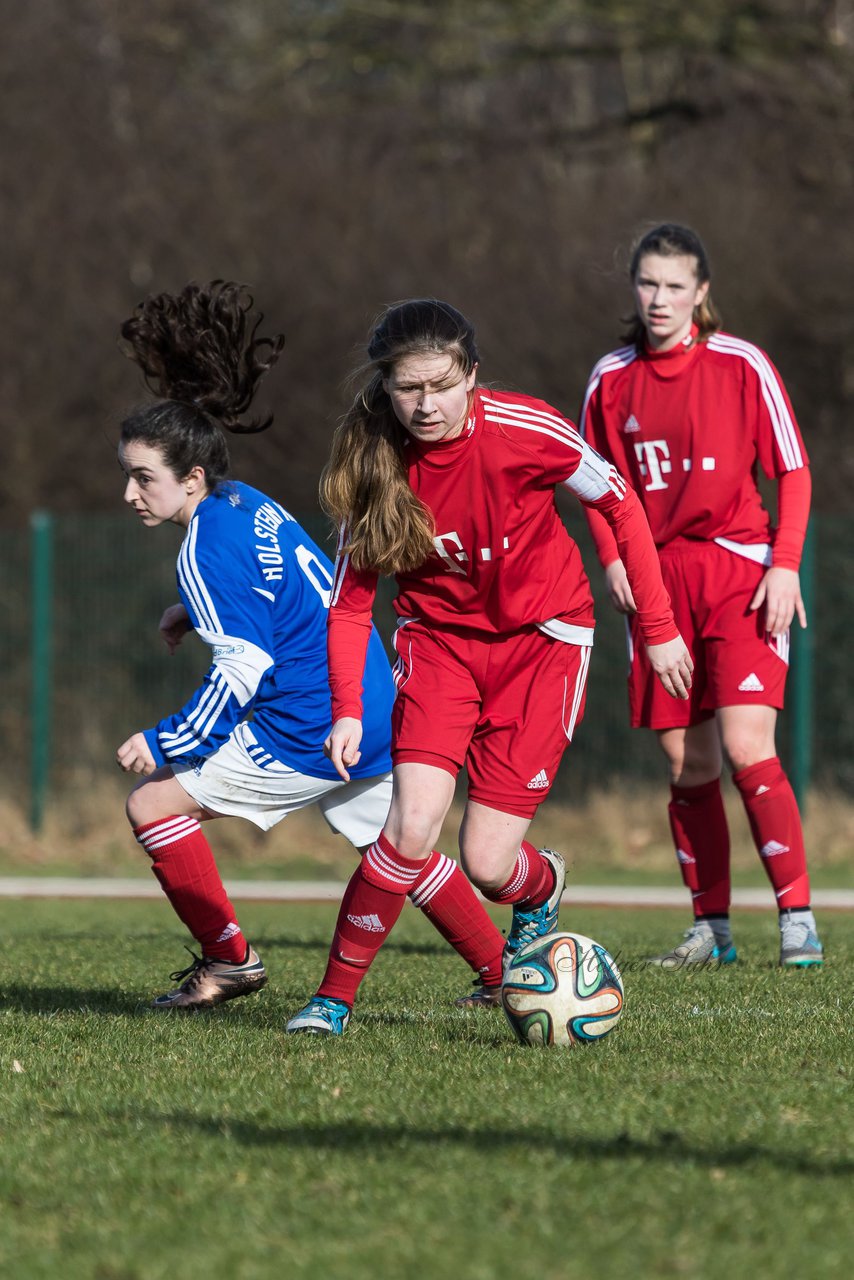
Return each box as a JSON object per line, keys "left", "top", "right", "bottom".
{"left": 159, "top": 602, "right": 193, "bottom": 654}
{"left": 604, "top": 559, "right": 637, "bottom": 614}
{"left": 646, "top": 635, "right": 693, "bottom": 700}
{"left": 749, "top": 566, "right": 806, "bottom": 635}
{"left": 325, "top": 716, "right": 364, "bottom": 782}
{"left": 117, "top": 732, "right": 157, "bottom": 776}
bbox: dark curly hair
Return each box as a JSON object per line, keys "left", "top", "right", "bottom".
{"left": 119, "top": 280, "right": 285, "bottom": 488}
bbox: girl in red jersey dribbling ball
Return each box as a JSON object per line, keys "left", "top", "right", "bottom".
{"left": 580, "top": 223, "right": 824, "bottom": 969}
{"left": 286, "top": 298, "right": 692, "bottom": 1035}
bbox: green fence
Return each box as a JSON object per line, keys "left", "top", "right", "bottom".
{"left": 3, "top": 508, "right": 851, "bottom": 829}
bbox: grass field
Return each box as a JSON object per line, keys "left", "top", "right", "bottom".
{"left": 1, "top": 897, "right": 851, "bottom": 1279}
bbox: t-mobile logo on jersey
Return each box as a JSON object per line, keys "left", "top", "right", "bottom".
{"left": 433, "top": 531, "right": 510, "bottom": 574}
{"left": 634, "top": 440, "right": 717, "bottom": 491}
{"left": 634, "top": 440, "right": 672, "bottom": 491}
{"left": 433, "top": 531, "right": 469, "bottom": 574}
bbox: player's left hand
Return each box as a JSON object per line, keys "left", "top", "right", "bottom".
{"left": 117, "top": 732, "right": 157, "bottom": 776}
{"left": 159, "top": 603, "right": 192, "bottom": 655}
{"left": 750, "top": 566, "right": 806, "bottom": 635}
{"left": 646, "top": 634, "right": 694, "bottom": 700}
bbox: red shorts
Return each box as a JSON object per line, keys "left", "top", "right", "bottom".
{"left": 390, "top": 622, "right": 591, "bottom": 818}
{"left": 628, "top": 541, "right": 789, "bottom": 730}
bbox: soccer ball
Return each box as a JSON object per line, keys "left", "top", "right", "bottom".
{"left": 501, "top": 931, "right": 624, "bottom": 1047}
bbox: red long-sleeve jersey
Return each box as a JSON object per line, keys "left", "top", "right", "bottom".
{"left": 579, "top": 331, "right": 811, "bottom": 571}
{"left": 328, "top": 387, "right": 678, "bottom": 721}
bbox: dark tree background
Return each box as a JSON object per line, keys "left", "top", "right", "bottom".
{"left": 1, "top": 0, "right": 852, "bottom": 524}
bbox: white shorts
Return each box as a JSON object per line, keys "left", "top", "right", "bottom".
{"left": 172, "top": 723, "right": 393, "bottom": 848}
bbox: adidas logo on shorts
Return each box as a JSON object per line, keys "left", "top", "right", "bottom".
{"left": 738, "top": 672, "right": 765, "bottom": 692}
{"left": 761, "top": 840, "right": 790, "bottom": 858}
{"left": 526, "top": 769, "right": 550, "bottom": 790}
{"left": 676, "top": 847, "right": 696, "bottom": 865}
{"left": 346, "top": 912, "right": 385, "bottom": 933}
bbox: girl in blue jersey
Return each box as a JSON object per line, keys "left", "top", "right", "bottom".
{"left": 116, "top": 281, "right": 504, "bottom": 1010}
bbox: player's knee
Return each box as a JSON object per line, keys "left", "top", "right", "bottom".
{"left": 125, "top": 780, "right": 159, "bottom": 833}
{"left": 383, "top": 812, "right": 442, "bottom": 860}
{"left": 724, "top": 734, "right": 771, "bottom": 773}
{"left": 670, "top": 760, "right": 721, "bottom": 788}
{"left": 125, "top": 786, "right": 147, "bottom": 830}
{"left": 459, "top": 847, "right": 505, "bottom": 895}
{"left": 663, "top": 740, "right": 720, "bottom": 787}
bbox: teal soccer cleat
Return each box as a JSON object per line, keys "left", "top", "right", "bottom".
{"left": 647, "top": 920, "right": 737, "bottom": 970}
{"left": 285, "top": 996, "right": 351, "bottom": 1035}
{"left": 502, "top": 847, "right": 566, "bottom": 971}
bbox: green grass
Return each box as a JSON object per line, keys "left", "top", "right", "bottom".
{"left": 1, "top": 900, "right": 851, "bottom": 1280}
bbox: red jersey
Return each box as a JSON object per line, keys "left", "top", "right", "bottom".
{"left": 579, "top": 331, "right": 810, "bottom": 569}
{"left": 328, "top": 387, "right": 677, "bottom": 720}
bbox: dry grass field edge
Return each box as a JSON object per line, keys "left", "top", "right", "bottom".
{"left": 1, "top": 777, "right": 851, "bottom": 887}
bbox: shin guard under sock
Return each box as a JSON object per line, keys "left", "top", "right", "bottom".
{"left": 409, "top": 852, "right": 504, "bottom": 987}
{"left": 668, "top": 778, "right": 731, "bottom": 918}
{"left": 317, "top": 832, "right": 427, "bottom": 1005}
{"left": 733, "top": 757, "right": 811, "bottom": 909}
{"left": 134, "top": 817, "right": 246, "bottom": 962}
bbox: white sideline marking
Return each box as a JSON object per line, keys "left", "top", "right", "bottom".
{"left": 0, "top": 878, "right": 851, "bottom": 910}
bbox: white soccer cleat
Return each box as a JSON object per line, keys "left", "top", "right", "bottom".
{"left": 647, "top": 921, "right": 737, "bottom": 970}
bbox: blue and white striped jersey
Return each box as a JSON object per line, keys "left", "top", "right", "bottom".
{"left": 142, "top": 481, "right": 394, "bottom": 780}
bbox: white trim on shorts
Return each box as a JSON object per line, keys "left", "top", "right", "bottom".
{"left": 713, "top": 536, "right": 773, "bottom": 567}
{"left": 561, "top": 644, "right": 592, "bottom": 741}
{"left": 538, "top": 618, "right": 595, "bottom": 646}
{"left": 172, "top": 722, "right": 392, "bottom": 847}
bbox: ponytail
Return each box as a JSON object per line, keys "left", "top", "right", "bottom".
{"left": 119, "top": 280, "right": 284, "bottom": 486}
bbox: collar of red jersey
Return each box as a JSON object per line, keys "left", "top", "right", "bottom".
{"left": 404, "top": 397, "right": 479, "bottom": 460}
{"left": 643, "top": 323, "right": 700, "bottom": 361}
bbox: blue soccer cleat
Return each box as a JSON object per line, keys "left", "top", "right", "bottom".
{"left": 502, "top": 847, "right": 566, "bottom": 972}
{"left": 285, "top": 995, "right": 351, "bottom": 1035}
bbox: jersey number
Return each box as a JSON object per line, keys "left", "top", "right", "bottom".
{"left": 295, "top": 545, "right": 334, "bottom": 608}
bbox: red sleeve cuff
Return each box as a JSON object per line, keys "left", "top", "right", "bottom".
{"left": 773, "top": 467, "right": 811, "bottom": 571}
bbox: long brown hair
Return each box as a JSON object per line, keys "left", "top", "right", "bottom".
{"left": 621, "top": 223, "right": 721, "bottom": 347}
{"left": 119, "top": 280, "right": 284, "bottom": 488}
{"left": 321, "top": 299, "right": 479, "bottom": 575}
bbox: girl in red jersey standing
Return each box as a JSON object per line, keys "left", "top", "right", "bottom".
{"left": 580, "top": 223, "right": 823, "bottom": 969}
{"left": 286, "top": 298, "right": 692, "bottom": 1034}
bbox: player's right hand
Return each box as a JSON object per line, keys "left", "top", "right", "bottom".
{"left": 646, "top": 634, "right": 694, "bottom": 700}
{"left": 159, "top": 603, "right": 192, "bottom": 655}
{"left": 117, "top": 732, "right": 157, "bottom": 775}
{"left": 324, "top": 717, "right": 364, "bottom": 782}
{"left": 604, "top": 560, "right": 637, "bottom": 614}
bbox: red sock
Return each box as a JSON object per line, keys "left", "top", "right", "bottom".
{"left": 409, "top": 852, "right": 504, "bottom": 987}
{"left": 134, "top": 817, "right": 246, "bottom": 962}
{"left": 317, "top": 832, "right": 427, "bottom": 1005}
{"left": 490, "top": 841, "right": 553, "bottom": 907}
{"left": 668, "top": 779, "right": 731, "bottom": 918}
{"left": 732, "top": 757, "right": 811, "bottom": 908}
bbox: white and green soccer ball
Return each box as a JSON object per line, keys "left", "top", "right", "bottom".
{"left": 501, "top": 931, "right": 624, "bottom": 1047}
